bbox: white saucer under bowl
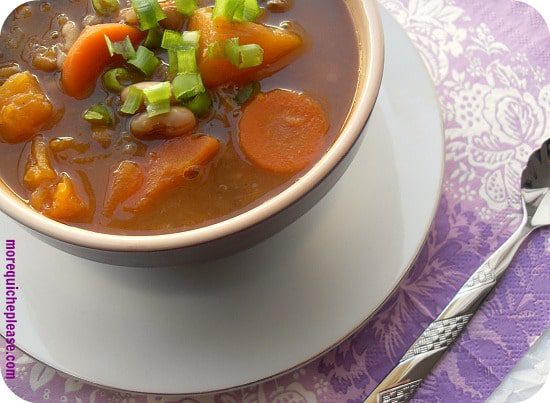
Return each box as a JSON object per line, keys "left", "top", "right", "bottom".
{"left": 0, "top": 6, "right": 444, "bottom": 395}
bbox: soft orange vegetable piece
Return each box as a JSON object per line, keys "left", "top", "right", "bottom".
{"left": 0, "top": 72, "right": 53, "bottom": 143}
{"left": 126, "top": 135, "right": 220, "bottom": 211}
{"left": 61, "top": 24, "right": 144, "bottom": 99}
{"left": 31, "top": 174, "right": 87, "bottom": 220}
{"left": 188, "top": 8, "right": 302, "bottom": 87}
{"left": 103, "top": 161, "right": 144, "bottom": 216}
{"left": 239, "top": 90, "right": 329, "bottom": 174}
{"left": 24, "top": 136, "right": 57, "bottom": 189}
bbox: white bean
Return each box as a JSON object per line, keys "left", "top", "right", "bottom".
{"left": 130, "top": 107, "right": 197, "bottom": 139}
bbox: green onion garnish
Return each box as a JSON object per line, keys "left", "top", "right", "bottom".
{"left": 168, "top": 50, "right": 179, "bottom": 75}
{"left": 131, "top": 0, "right": 167, "bottom": 31}
{"left": 184, "top": 91, "right": 212, "bottom": 117}
{"left": 102, "top": 68, "right": 131, "bottom": 92}
{"left": 143, "top": 27, "right": 163, "bottom": 49}
{"left": 211, "top": 38, "right": 264, "bottom": 69}
{"left": 238, "top": 44, "right": 264, "bottom": 68}
{"left": 120, "top": 86, "right": 144, "bottom": 115}
{"left": 92, "top": 0, "right": 120, "bottom": 16}
{"left": 182, "top": 31, "right": 201, "bottom": 48}
{"left": 143, "top": 82, "right": 172, "bottom": 117}
{"left": 235, "top": 81, "right": 260, "bottom": 104}
{"left": 128, "top": 46, "right": 161, "bottom": 76}
{"left": 161, "top": 29, "right": 185, "bottom": 50}
{"left": 177, "top": 48, "right": 198, "bottom": 74}
{"left": 83, "top": 103, "right": 114, "bottom": 126}
{"left": 105, "top": 35, "right": 137, "bottom": 60}
{"left": 233, "top": 0, "right": 261, "bottom": 22}
{"left": 172, "top": 73, "right": 205, "bottom": 101}
{"left": 175, "top": 0, "right": 198, "bottom": 16}
{"left": 224, "top": 38, "right": 240, "bottom": 66}
{"left": 213, "top": 0, "right": 261, "bottom": 22}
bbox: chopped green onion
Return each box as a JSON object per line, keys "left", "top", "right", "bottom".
{"left": 184, "top": 91, "right": 212, "bottom": 117}
{"left": 92, "top": 0, "right": 120, "bottom": 16}
{"left": 120, "top": 86, "right": 144, "bottom": 115}
{"left": 224, "top": 38, "right": 240, "bottom": 66}
{"left": 238, "top": 43, "right": 263, "bottom": 68}
{"left": 177, "top": 48, "right": 198, "bottom": 74}
{"left": 102, "top": 68, "right": 131, "bottom": 92}
{"left": 213, "top": 0, "right": 243, "bottom": 21}
{"left": 168, "top": 50, "right": 179, "bottom": 75}
{"left": 213, "top": 0, "right": 261, "bottom": 22}
{"left": 83, "top": 103, "right": 114, "bottom": 126}
{"left": 235, "top": 81, "right": 260, "bottom": 104}
{"left": 161, "top": 29, "right": 184, "bottom": 50}
{"left": 143, "top": 82, "right": 172, "bottom": 117}
{"left": 207, "top": 41, "right": 224, "bottom": 59}
{"left": 172, "top": 73, "right": 205, "bottom": 101}
{"left": 128, "top": 46, "right": 161, "bottom": 76}
{"left": 182, "top": 31, "right": 201, "bottom": 48}
{"left": 175, "top": 0, "right": 198, "bottom": 16}
{"left": 233, "top": 0, "right": 261, "bottom": 22}
{"left": 143, "top": 27, "right": 163, "bottom": 49}
{"left": 105, "top": 35, "right": 136, "bottom": 59}
{"left": 131, "top": 0, "right": 167, "bottom": 31}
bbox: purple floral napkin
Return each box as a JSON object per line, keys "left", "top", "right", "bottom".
{"left": 2, "top": 0, "right": 550, "bottom": 402}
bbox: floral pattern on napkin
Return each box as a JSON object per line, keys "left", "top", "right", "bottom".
{"left": 2, "top": 0, "right": 550, "bottom": 402}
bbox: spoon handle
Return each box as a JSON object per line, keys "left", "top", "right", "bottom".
{"left": 364, "top": 214, "right": 535, "bottom": 403}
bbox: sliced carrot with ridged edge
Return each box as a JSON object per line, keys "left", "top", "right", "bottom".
{"left": 188, "top": 8, "right": 303, "bottom": 87}
{"left": 239, "top": 90, "right": 329, "bottom": 174}
{"left": 61, "top": 24, "right": 144, "bottom": 99}
{"left": 125, "top": 135, "right": 220, "bottom": 212}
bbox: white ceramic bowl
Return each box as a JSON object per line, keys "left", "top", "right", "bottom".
{"left": 0, "top": 0, "right": 384, "bottom": 266}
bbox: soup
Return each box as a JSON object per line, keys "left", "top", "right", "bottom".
{"left": 0, "top": 0, "right": 359, "bottom": 235}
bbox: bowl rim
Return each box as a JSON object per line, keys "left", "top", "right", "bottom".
{"left": 0, "top": 0, "right": 385, "bottom": 252}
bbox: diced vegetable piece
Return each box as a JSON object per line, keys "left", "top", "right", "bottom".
{"left": 183, "top": 91, "right": 212, "bottom": 117}
{"left": 125, "top": 135, "right": 220, "bottom": 211}
{"left": 102, "top": 67, "right": 131, "bottom": 92}
{"left": 121, "top": 1, "right": 185, "bottom": 31}
{"left": 23, "top": 136, "right": 57, "bottom": 190}
{"left": 62, "top": 24, "right": 144, "bottom": 99}
{"left": 182, "top": 31, "right": 201, "bottom": 48}
{"left": 0, "top": 72, "right": 54, "bottom": 143}
{"left": 175, "top": 0, "right": 198, "bottom": 16}
{"left": 105, "top": 35, "right": 137, "bottom": 59}
{"left": 162, "top": 29, "right": 185, "bottom": 50}
{"left": 103, "top": 160, "right": 143, "bottom": 216}
{"left": 188, "top": 8, "right": 302, "bottom": 86}
{"left": 143, "top": 27, "right": 163, "bottom": 49}
{"left": 142, "top": 82, "right": 172, "bottom": 117}
{"left": 49, "top": 137, "right": 89, "bottom": 154}
{"left": 235, "top": 81, "right": 260, "bottom": 104}
{"left": 31, "top": 174, "right": 88, "bottom": 220}
{"left": 177, "top": 48, "right": 198, "bottom": 73}
{"left": 239, "top": 90, "right": 329, "bottom": 173}
{"left": 120, "top": 86, "right": 144, "bottom": 115}
{"left": 128, "top": 46, "right": 161, "bottom": 76}
{"left": 131, "top": 0, "right": 167, "bottom": 30}
{"left": 83, "top": 103, "right": 114, "bottom": 126}
{"left": 213, "top": 0, "right": 261, "bottom": 22}
{"left": 172, "top": 73, "right": 205, "bottom": 100}
{"left": 92, "top": 0, "right": 120, "bottom": 16}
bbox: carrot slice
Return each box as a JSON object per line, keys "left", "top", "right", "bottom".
{"left": 103, "top": 161, "right": 144, "bottom": 216}
{"left": 239, "top": 90, "right": 329, "bottom": 174}
{"left": 188, "top": 8, "right": 302, "bottom": 87}
{"left": 30, "top": 174, "right": 88, "bottom": 220}
{"left": 125, "top": 135, "right": 220, "bottom": 211}
{"left": 61, "top": 24, "right": 144, "bottom": 99}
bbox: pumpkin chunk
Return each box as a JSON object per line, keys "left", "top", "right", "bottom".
{"left": 31, "top": 174, "right": 88, "bottom": 220}
{"left": 188, "top": 8, "right": 302, "bottom": 87}
{"left": 24, "top": 136, "right": 57, "bottom": 189}
{"left": 103, "top": 161, "right": 144, "bottom": 216}
{"left": 0, "top": 72, "right": 53, "bottom": 143}
{"left": 125, "top": 135, "right": 220, "bottom": 211}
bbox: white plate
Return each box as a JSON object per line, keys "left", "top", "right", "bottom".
{"left": 0, "top": 7, "right": 444, "bottom": 395}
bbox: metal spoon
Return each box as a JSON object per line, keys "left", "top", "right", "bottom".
{"left": 365, "top": 138, "right": 550, "bottom": 403}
